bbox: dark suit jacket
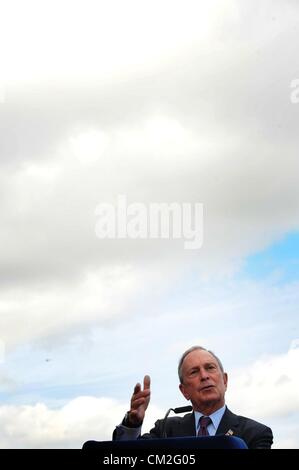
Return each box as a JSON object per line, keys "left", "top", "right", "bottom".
{"left": 113, "top": 407, "right": 273, "bottom": 449}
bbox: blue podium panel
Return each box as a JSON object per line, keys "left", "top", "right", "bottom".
{"left": 83, "top": 435, "right": 248, "bottom": 450}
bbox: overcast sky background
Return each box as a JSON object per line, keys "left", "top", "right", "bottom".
{"left": 0, "top": 0, "right": 299, "bottom": 448}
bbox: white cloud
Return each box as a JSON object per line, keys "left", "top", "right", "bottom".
{"left": 227, "top": 344, "right": 299, "bottom": 421}
{"left": 0, "top": 265, "right": 146, "bottom": 348}
{"left": 1, "top": 0, "right": 234, "bottom": 83}
{"left": 0, "top": 396, "right": 163, "bottom": 449}
{"left": 274, "top": 434, "right": 299, "bottom": 450}
{"left": 68, "top": 128, "right": 110, "bottom": 166}
{"left": 0, "top": 397, "right": 121, "bottom": 448}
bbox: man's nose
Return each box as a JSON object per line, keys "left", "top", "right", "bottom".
{"left": 199, "top": 369, "right": 209, "bottom": 380}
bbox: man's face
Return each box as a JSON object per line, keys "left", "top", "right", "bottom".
{"left": 179, "top": 349, "right": 228, "bottom": 415}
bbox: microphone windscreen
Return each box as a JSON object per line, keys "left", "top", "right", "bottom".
{"left": 173, "top": 405, "right": 193, "bottom": 414}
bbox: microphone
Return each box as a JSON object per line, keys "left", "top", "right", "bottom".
{"left": 173, "top": 405, "right": 193, "bottom": 414}
{"left": 161, "top": 405, "right": 193, "bottom": 438}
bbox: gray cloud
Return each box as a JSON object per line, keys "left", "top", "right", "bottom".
{"left": 1, "top": 0, "right": 299, "bottom": 350}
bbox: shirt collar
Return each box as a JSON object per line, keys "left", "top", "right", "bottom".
{"left": 194, "top": 404, "right": 226, "bottom": 431}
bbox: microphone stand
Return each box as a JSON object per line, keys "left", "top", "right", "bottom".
{"left": 161, "top": 405, "right": 193, "bottom": 438}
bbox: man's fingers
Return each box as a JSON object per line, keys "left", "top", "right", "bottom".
{"left": 143, "top": 375, "right": 151, "bottom": 390}
{"left": 131, "top": 397, "right": 149, "bottom": 409}
{"left": 130, "top": 377, "right": 151, "bottom": 416}
{"left": 133, "top": 383, "right": 141, "bottom": 395}
{"left": 132, "top": 389, "right": 150, "bottom": 403}
{"left": 131, "top": 376, "right": 150, "bottom": 408}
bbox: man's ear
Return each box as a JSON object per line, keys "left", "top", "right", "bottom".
{"left": 179, "top": 383, "right": 190, "bottom": 400}
{"left": 223, "top": 372, "right": 228, "bottom": 390}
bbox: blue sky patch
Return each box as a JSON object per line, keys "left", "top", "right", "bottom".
{"left": 243, "top": 231, "right": 299, "bottom": 283}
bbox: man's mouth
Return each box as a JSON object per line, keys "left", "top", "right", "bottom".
{"left": 200, "top": 385, "right": 214, "bottom": 391}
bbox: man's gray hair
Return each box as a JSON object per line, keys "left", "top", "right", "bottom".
{"left": 178, "top": 346, "right": 224, "bottom": 383}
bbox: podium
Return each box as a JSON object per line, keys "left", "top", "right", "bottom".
{"left": 83, "top": 435, "right": 248, "bottom": 450}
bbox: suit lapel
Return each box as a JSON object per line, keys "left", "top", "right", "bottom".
{"left": 216, "top": 407, "right": 240, "bottom": 436}
{"left": 175, "top": 412, "right": 196, "bottom": 437}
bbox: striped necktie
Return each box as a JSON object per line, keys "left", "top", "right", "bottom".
{"left": 197, "top": 416, "right": 212, "bottom": 436}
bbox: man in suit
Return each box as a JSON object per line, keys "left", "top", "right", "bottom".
{"left": 113, "top": 346, "right": 273, "bottom": 448}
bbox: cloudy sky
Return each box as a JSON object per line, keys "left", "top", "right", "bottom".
{"left": 0, "top": 0, "right": 299, "bottom": 448}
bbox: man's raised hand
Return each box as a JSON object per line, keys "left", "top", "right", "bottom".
{"left": 128, "top": 375, "right": 151, "bottom": 426}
